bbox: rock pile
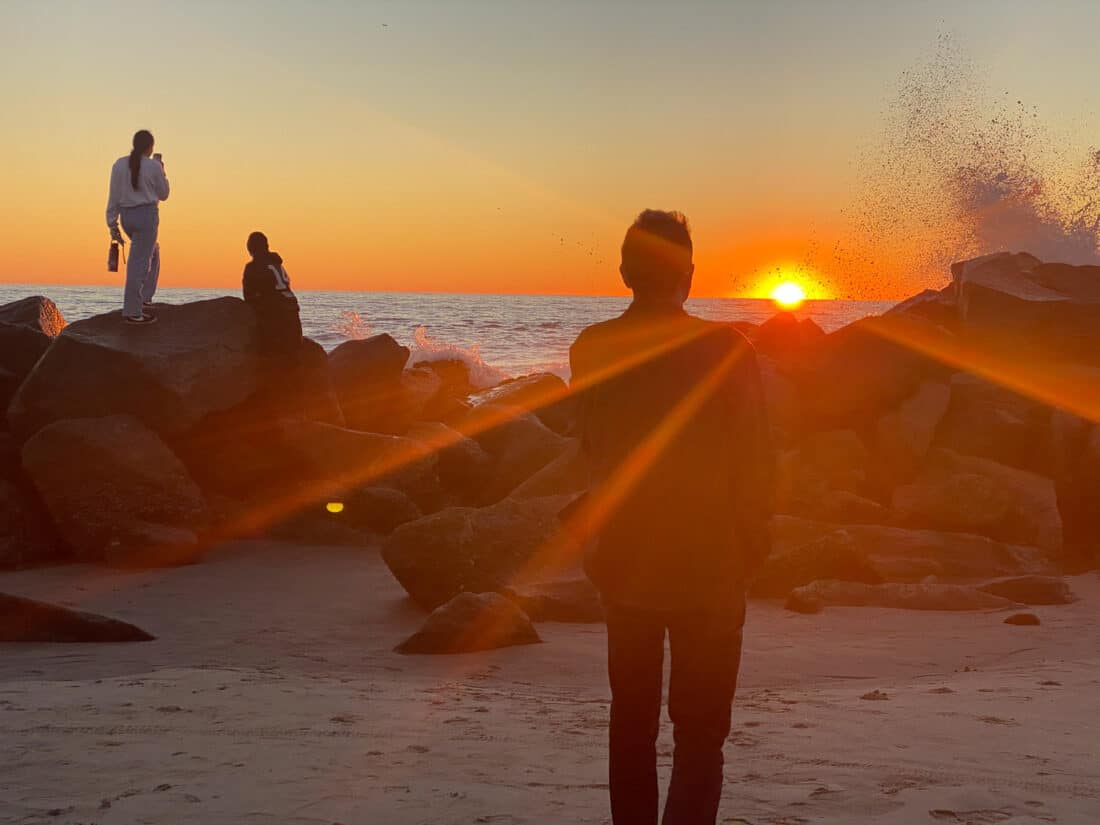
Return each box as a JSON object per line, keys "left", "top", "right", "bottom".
{"left": 0, "top": 251, "right": 1096, "bottom": 646}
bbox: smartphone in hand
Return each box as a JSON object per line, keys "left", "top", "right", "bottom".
{"left": 153, "top": 152, "right": 163, "bottom": 164}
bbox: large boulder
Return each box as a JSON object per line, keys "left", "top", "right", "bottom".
{"left": 975, "top": 575, "right": 1077, "bottom": 605}
{"left": 501, "top": 578, "right": 604, "bottom": 623}
{"left": 0, "top": 323, "right": 52, "bottom": 382}
{"left": 759, "top": 358, "right": 801, "bottom": 441}
{"left": 809, "top": 490, "right": 890, "bottom": 525}
{"left": 800, "top": 429, "right": 869, "bottom": 492}
{"left": 753, "top": 312, "right": 826, "bottom": 363}
{"left": 342, "top": 486, "right": 423, "bottom": 535}
{"left": 952, "top": 253, "right": 1100, "bottom": 364}
{"left": 382, "top": 495, "right": 578, "bottom": 610}
{"left": 277, "top": 421, "right": 442, "bottom": 513}
{"left": 405, "top": 422, "right": 492, "bottom": 504}
{"left": 413, "top": 358, "right": 476, "bottom": 419}
{"left": 0, "top": 479, "right": 64, "bottom": 568}
{"left": 8, "top": 298, "right": 263, "bottom": 442}
{"left": 787, "top": 580, "right": 1019, "bottom": 611}
{"left": 871, "top": 381, "right": 950, "bottom": 489}
{"left": 892, "top": 449, "right": 1063, "bottom": 556}
{"left": 753, "top": 531, "right": 882, "bottom": 598}
{"left": 934, "top": 373, "right": 1048, "bottom": 470}
{"left": 294, "top": 338, "right": 346, "bottom": 427}
{"left": 102, "top": 522, "right": 203, "bottom": 568}
{"left": 0, "top": 592, "right": 154, "bottom": 642}
{"left": 327, "top": 334, "right": 411, "bottom": 433}
{"left": 1063, "top": 425, "right": 1100, "bottom": 568}
{"left": 770, "top": 516, "right": 1050, "bottom": 582}
{"left": 395, "top": 592, "right": 540, "bottom": 654}
{"left": 885, "top": 286, "right": 957, "bottom": 326}
{"left": 790, "top": 314, "right": 948, "bottom": 427}
{"left": 21, "top": 415, "right": 209, "bottom": 561}
{"left": 509, "top": 439, "right": 587, "bottom": 499}
{"left": 0, "top": 296, "right": 66, "bottom": 336}
{"left": 465, "top": 406, "right": 570, "bottom": 504}
{"left": 467, "top": 373, "right": 576, "bottom": 435}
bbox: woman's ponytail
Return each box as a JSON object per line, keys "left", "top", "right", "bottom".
{"left": 129, "top": 130, "right": 155, "bottom": 190}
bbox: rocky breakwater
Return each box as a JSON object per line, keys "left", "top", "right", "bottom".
{"left": 1, "top": 253, "right": 1097, "bottom": 647}
{"left": 747, "top": 251, "right": 1099, "bottom": 614}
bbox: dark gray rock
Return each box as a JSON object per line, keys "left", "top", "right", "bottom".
{"left": 753, "top": 312, "right": 825, "bottom": 362}
{"left": 103, "top": 522, "right": 202, "bottom": 568}
{"left": 468, "top": 373, "right": 576, "bottom": 435}
{"left": 8, "top": 298, "right": 263, "bottom": 442}
{"left": 789, "top": 580, "right": 1019, "bottom": 611}
{"left": 934, "top": 373, "right": 1048, "bottom": 470}
{"left": 509, "top": 439, "right": 587, "bottom": 500}
{"left": 891, "top": 449, "right": 1062, "bottom": 556}
{"left": 0, "top": 322, "right": 52, "bottom": 380}
{"left": 784, "top": 590, "right": 824, "bottom": 614}
{"left": 382, "top": 495, "right": 577, "bottom": 610}
{"left": 753, "top": 531, "right": 882, "bottom": 598}
{"left": 0, "top": 296, "right": 66, "bottom": 336}
{"left": 395, "top": 592, "right": 540, "bottom": 654}
{"left": 0, "top": 479, "right": 64, "bottom": 568}
{"left": 809, "top": 490, "right": 890, "bottom": 526}
{"left": 405, "top": 422, "right": 493, "bottom": 504}
{"left": 278, "top": 421, "right": 442, "bottom": 513}
{"left": 976, "top": 575, "right": 1076, "bottom": 606}
{"left": 770, "top": 517, "right": 1051, "bottom": 582}
{"left": 21, "top": 415, "right": 208, "bottom": 561}
{"left": 0, "top": 592, "right": 153, "bottom": 642}
{"left": 871, "top": 381, "right": 950, "bottom": 488}
{"left": 327, "top": 334, "right": 411, "bottom": 433}
{"left": 466, "top": 407, "right": 569, "bottom": 504}
{"left": 953, "top": 253, "right": 1100, "bottom": 364}
{"left": 790, "top": 315, "right": 947, "bottom": 427}
{"left": 502, "top": 578, "right": 604, "bottom": 623}
{"left": 343, "top": 487, "right": 423, "bottom": 535}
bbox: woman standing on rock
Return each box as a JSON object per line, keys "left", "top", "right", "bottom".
{"left": 105, "top": 130, "right": 170, "bottom": 325}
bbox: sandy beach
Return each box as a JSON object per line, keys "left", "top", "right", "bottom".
{"left": 2, "top": 542, "right": 1097, "bottom": 825}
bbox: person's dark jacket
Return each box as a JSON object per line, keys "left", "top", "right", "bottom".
{"left": 242, "top": 251, "right": 302, "bottom": 353}
{"left": 568, "top": 303, "right": 775, "bottom": 613}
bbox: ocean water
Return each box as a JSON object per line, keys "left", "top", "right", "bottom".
{"left": 0, "top": 284, "right": 893, "bottom": 381}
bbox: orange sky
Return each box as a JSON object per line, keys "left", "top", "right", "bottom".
{"left": 1, "top": 2, "right": 1097, "bottom": 299}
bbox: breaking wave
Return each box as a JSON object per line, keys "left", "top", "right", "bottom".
{"left": 825, "top": 34, "right": 1100, "bottom": 299}
{"left": 407, "top": 325, "right": 510, "bottom": 389}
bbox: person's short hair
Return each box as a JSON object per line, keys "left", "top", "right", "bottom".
{"left": 620, "top": 210, "right": 693, "bottom": 290}
{"left": 247, "top": 231, "right": 269, "bottom": 257}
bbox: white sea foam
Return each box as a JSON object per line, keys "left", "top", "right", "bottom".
{"left": 407, "top": 325, "right": 510, "bottom": 390}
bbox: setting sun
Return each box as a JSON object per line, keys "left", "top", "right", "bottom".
{"left": 771, "top": 281, "right": 807, "bottom": 308}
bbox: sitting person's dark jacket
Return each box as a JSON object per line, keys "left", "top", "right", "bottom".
{"left": 242, "top": 231, "right": 302, "bottom": 354}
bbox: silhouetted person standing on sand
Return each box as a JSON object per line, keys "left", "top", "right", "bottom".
{"left": 105, "top": 130, "right": 170, "bottom": 325}
{"left": 242, "top": 231, "right": 302, "bottom": 355}
{"left": 569, "top": 210, "right": 775, "bottom": 825}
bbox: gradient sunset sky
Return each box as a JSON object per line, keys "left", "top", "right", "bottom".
{"left": 1, "top": 1, "right": 1096, "bottom": 299}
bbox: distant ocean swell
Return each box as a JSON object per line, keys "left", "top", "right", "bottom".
{"left": 0, "top": 284, "right": 893, "bottom": 381}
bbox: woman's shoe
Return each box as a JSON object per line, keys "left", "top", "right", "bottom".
{"left": 124, "top": 312, "right": 157, "bottom": 325}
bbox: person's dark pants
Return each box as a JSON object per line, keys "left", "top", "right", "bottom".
{"left": 605, "top": 598, "right": 745, "bottom": 825}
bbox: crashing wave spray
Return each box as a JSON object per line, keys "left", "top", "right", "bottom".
{"left": 834, "top": 34, "right": 1100, "bottom": 299}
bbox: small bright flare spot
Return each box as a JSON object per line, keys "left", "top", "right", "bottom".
{"left": 326, "top": 502, "right": 345, "bottom": 514}
{"left": 771, "top": 281, "right": 806, "bottom": 308}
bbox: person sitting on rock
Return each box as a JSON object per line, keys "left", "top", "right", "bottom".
{"left": 568, "top": 209, "right": 775, "bottom": 825}
{"left": 242, "top": 231, "right": 302, "bottom": 355}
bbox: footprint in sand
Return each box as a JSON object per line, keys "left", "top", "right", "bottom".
{"left": 860, "top": 690, "right": 890, "bottom": 701}
{"left": 977, "top": 715, "right": 1018, "bottom": 726}
{"left": 929, "top": 809, "right": 1012, "bottom": 823}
